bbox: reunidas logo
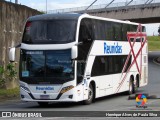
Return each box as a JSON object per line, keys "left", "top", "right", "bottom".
{"left": 136, "top": 94, "right": 147, "bottom": 109}
{"left": 104, "top": 42, "right": 122, "bottom": 54}
{"left": 36, "top": 86, "right": 54, "bottom": 91}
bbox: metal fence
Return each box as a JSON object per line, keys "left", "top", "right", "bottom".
{"left": 48, "top": 0, "right": 160, "bottom": 14}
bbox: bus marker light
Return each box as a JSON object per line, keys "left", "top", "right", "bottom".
{"left": 60, "top": 85, "right": 74, "bottom": 94}
{"left": 68, "top": 95, "right": 73, "bottom": 99}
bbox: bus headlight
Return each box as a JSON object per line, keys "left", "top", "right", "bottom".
{"left": 20, "top": 85, "right": 30, "bottom": 93}
{"left": 60, "top": 85, "right": 74, "bottom": 94}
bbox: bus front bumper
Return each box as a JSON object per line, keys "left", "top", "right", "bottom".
{"left": 20, "top": 84, "right": 85, "bottom": 102}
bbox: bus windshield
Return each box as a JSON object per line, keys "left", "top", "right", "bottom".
{"left": 22, "top": 20, "right": 77, "bottom": 44}
{"left": 20, "top": 49, "right": 74, "bottom": 81}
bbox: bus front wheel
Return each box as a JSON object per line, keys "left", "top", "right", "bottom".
{"left": 83, "top": 84, "right": 94, "bottom": 105}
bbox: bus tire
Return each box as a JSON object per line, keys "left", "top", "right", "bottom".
{"left": 83, "top": 84, "right": 94, "bottom": 105}
{"left": 135, "top": 75, "right": 139, "bottom": 92}
{"left": 128, "top": 79, "right": 134, "bottom": 95}
{"left": 37, "top": 102, "right": 49, "bottom": 107}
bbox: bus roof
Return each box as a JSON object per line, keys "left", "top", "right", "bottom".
{"left": 28, "top": 13, "right": 144, "bottom": 26}
{"left": 28, "top": 13, "right": 82, "bottom": 21}
{"left": 80, "top": 14, "right": 143, "bottom": 26}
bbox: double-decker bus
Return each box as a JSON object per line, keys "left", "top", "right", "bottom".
{"left": 9, "top": 13, "right": 148, "bottom": 106}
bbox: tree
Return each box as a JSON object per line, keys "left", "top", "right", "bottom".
{"left": 0, "top": 63, "right": 17, "bottom": 88}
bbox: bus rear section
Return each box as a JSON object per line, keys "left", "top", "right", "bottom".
{"left": 76, "top": 17, "right": 148, "bottom": 101}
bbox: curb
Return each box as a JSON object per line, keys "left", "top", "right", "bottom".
{"left": 153, "top": 57, "right": 160, "bottom": 66}
{"left": 0, "top": 95, "right": 19, "bottom": 102}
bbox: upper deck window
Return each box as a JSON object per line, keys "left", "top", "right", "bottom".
{"left": 22, "top": 20, "right": 77, "bottom": 44}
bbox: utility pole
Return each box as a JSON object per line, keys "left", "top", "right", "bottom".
{"left": 85, "top": 0, "right": 97, "bottom": 11}
{"left": 46, "top": 0, "right": 47, "bottom": 14}
{"left": 15, "top": 0, "right": 18, "bottom": 4}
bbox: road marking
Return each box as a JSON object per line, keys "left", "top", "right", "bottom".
{"left": 149, "top": 51, "right": 160, "bottom": 53}
{"left": 44, "top": 117, "right": 65, "bottom": 120}
{"left": 153, "top": 57, "right": 160, "bottom": 66}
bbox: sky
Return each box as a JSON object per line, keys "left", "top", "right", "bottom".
{"left": 6, "top": 0, "right": 160, "bottom": 36}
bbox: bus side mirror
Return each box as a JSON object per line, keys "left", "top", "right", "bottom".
{"left": 9, "top": 47, "right": 16, "bottom": 62}
{"left": 71, "top": 46, "right": 78, "bottom": 59}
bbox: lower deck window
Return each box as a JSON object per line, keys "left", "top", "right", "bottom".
{"left": 91, "top": 55, "right": 132, "bottom": 76}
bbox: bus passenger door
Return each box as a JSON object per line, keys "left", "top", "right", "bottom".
{"left": 97, "top": 57, "right": 113, "bottom": 97}
{"left": 77, "top": 61, "right": 89, "bottom": 100}
{"left": 104, "top": 57, "right": 114, "bottom": 95}
{"left": 98, "top": 75, "right": 113, "bottom": 97}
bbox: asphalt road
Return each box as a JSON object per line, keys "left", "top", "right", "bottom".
{"left": 0, "top": 51, "right": 160, "bottom": 118}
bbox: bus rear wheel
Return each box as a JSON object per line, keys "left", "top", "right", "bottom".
{"left": 83, "top": 84, "right": 94, "bottom": 105}
{"left": 134, "top": 80, "right": 139, "bottom": 92}
{"left": 128, "top": 80, "right": 134, "bottom": 95}
{"left": 134, "top": 76, "right": 139, "bottom": 92}
{"left": 37, "top": 102, "right": 49, "bottom": 107}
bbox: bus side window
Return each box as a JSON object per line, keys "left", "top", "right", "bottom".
{"left": 108, "top": 57, "right": 113, "bottom": 73}
{"left": 124, "top": 55, "right": 132, "bottom": 72}
{"left": 114, "top": 56, "right": 120, "bottom": 73}
{"left": 130, "top": 25, "right": 137, "bottom": 32}
{"left": 114, "top": 23, "right": 123, "bottom": 41}
{"left": 100, "top": 57, "right": 105, "bottom": 73}
{"left": 104, "top": 57, "right": 109, "bottom": 73}
{"left": 91, "top": 56, "right": 105, "bottom": 76}
{"left": 104, "top": 56, "right": 113, "bottom": 74}
{"left": 96, "top": 20, "right": 106, "bottom": 40}
{"left": 142, "top": 26, "right": 146, "bottom": 32}
{"left": 122, "top": 24, "right": 130, "bottom": 41}
{"left": 106, "top": 22, "right": 113, "bottom": 40}
{"left": 79, "top": 19, "right": 93, "bottom": 43}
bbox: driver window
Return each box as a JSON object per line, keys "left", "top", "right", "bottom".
{"left": 77, "top": 61, "right": 85, "bottom": 84}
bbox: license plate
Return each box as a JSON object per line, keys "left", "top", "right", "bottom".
{"left": 40, "top": 95, "right": 50, "bottom": 99}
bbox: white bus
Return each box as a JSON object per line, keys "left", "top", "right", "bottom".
{"left": 9, "top": 13, "right": 148, "bottom": 106}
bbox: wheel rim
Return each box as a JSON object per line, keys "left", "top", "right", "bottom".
{"left": 88, "top": 87, "right": 93, "bottom": 101}
{"left": 129, "top": 83, "right": 132, "bottom": 93}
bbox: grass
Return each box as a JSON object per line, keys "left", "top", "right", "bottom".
{"left": 0, "top": 87, "right": 20, "bottom": 99}
{"left": 148, "top": 36, "right": 160, "bottom": 51}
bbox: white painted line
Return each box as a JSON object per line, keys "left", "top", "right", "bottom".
{"left": 153, "top": 57, "right": 160, "bottom": 66}
{"left": 149, "top": 51, "right": 160, "bottom": 52}
{"left": 45, "top": 117, "right": 65, "bottom": 120}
